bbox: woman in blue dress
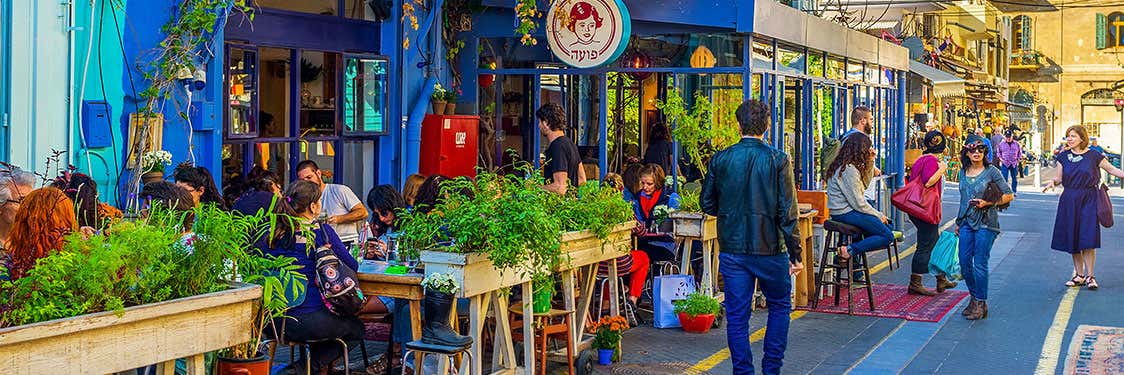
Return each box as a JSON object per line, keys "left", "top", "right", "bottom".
{"left": 1045, "top": 125, "right": 1124, "bottom": 290}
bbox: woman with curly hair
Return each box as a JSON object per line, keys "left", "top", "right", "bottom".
{"left": 826, "top": 133, "right": 892, "bottom": 260}
{"left": 6, "top": 187, "right": 80, "bottom": 280}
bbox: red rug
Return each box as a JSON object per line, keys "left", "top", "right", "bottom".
{"left": 796, "top": 284, "right": 968, "bottom": 322}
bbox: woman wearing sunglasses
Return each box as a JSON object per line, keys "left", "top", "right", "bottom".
{"left": 1044, "top": 125, "right": 1124, "bottom": 291}
{"left": 956, "top": 134, "right": 1014, "bottom": 320}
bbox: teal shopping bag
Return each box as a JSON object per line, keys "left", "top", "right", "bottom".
{"left": 929, "top": 231, "right": 962, "bottom": 281}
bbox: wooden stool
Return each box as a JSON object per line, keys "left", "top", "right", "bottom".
{"left": 508, "top": 305, "right": 575, "bottom": 375}
{"left": 813, "top": 220, "right": 876, "bottom": 315}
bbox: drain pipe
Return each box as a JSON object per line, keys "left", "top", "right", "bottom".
{"left": 404, "top": 76, "right": 437, "bottom": 176}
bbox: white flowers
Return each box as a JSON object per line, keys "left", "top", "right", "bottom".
{"left": 141, "top": 150, "right": 173, "bottom": 173}
{"left": 422, "top": 272, "right": 460, "bottom": 294}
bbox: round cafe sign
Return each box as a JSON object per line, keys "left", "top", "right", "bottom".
{"left": 545, "top": 0, "right": 631, "bottom": 68}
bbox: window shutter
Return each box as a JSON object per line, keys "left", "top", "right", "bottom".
{"left": 1096, "top": 13, "right": 1107, "bottom": 50}
{"left": 1021, "top": 17, "right": 1032, "bottom": 50}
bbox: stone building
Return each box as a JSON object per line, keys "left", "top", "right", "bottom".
{"left": 1008, "top": 6, "right": 1124, "bottom": 152}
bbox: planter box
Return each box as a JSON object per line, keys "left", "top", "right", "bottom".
{"left": 556, "top": 222, "right": 632, "bottom": 271}
{"left": 421, "top": 251, "right": 538, "bottom": 298}
{"left": 0, "top": 283, "right": 262, "bottom": 374}
{"left": 670, "top": 211, "right": 718, "bottom": 240}
{"left": 422, "top": 223, "right": 633, "bottom": 298}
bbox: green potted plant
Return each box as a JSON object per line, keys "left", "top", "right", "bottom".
{"left": 140, "top": 150, "right": 173, "bottom": 183}
{"left": 673, "top": 291, "right": 721, "bottom": 333}
{"left": 431, "top": 82, "right": 449, "bottom": 115}
{"left": 531, "top": 274, "right": 555, "bottom": 314}
{"left": 590, "top": 315, "right": 628, "bottom": 365}
{"left": 444, "top": 88, "right": 461, "bottom": 115}
{"left": 419, "top": 272, "right": 472, "bottom": 346}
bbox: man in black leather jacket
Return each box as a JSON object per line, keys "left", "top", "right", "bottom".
{"left": 701, "top": 99, "right": 803, "bottom": 375}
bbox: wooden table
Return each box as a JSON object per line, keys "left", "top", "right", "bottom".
{"left": 356, "top": 264, "right": 425, "bottom": 369}
{"left": 793, "top": 210, "right": 818, "bottom": 307}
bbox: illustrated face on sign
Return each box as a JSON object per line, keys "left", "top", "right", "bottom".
{"left": 567, "top": 2, "right": 603, "bottom": 46}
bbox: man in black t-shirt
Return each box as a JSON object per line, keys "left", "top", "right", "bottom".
{"left": 536, "top": 103, "right": 585, "bottom": 194}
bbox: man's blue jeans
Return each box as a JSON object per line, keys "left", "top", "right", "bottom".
{"left": 720, "top": 252, "right": 792, "bottom": 375}
{"left": 831, "top": 211, "right": 893, "bottom": 255}
{"left": 958, "top": 226, "right": 998, "bottom": 301}
{"left": 1000, "top": 165, "right": 1019, "bottom": 193}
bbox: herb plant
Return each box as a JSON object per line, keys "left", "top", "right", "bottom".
{"left": 552, "top": 182, "right": 634, "bottom": 240}
{"left": 673, "top": 291, "right": 722, "bottom": 317}
{"left": 654, "top": 89, "right": 741, "bottom": 175}
{"left": 678, "top": 189, "right": 701, "bottom": 212}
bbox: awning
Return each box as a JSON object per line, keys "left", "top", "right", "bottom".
{"left": 909, "top": 60, "right": 966, "bottom": 99}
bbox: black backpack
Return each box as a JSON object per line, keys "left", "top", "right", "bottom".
{"left": 312, "top": 243, "right": 366, "bottom": 316}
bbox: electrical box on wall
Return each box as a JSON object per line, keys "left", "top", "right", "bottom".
{"left": 81, "top": 100, "right": 113, "bottom": 148}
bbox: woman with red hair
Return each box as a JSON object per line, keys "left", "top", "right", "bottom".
{"left": 567, "top": 1, "right": 603, "bottom": 47}
{"left": 6, "top": 187, "right": 79, "bottom": 280}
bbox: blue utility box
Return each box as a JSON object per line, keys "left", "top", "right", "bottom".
{"left": 81, "top": 100, "right": 113, "bottom": 148}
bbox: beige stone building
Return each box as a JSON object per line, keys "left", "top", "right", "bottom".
{"left": 1008, "top": 6, "right": 1124, "bottom": 153}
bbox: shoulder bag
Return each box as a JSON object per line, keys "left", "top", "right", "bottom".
{"left": 891, "top": 160, "right": 941, "bottom": 224}
{"left": 1097, "top": 183, "right": 1114, "bottom": 228}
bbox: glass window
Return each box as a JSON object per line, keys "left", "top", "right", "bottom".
{"left": 846, "top": 61, "right": 864, "bottom": 82}
{"left": 340, "top": 140, "right": 377, "bottom": 198}
{"left": 808, "top": 52, "right": 824, "bottom": 77}
{"left": 252, "top": 142, "right": 292, "bottom": 185}
{"left": 343, "top": 57, "right": 388, "bottom": 134}
{"left": 752, "top": 38, "right": 774, "bottom": 71}
{"left": 259, "top": 47, "right": 292, "bottom": 138}
{"left": 300, "top": 51, "right": 339, "bottom": 137}
{"left": 220, "top": 143, "right": 247, "bottom": 197}
{"left": 881, "top": 68, "right": 893, "bottom": 86}
{"left": 255, "top": 0, "right": 338, "bottom": 16}
{"left": 344, "top": 0, "right": 378, "bottom": 21}
{"left": 777, "top": 45, "right": 805, "bottom": 75}
{"left": 299, "top": 140, "right": 337, "bottom": 181}
{"left": 227, "top": 48, "right": 257, "bottom": 137}
{"left": 634, "top": 33, "right": 743, "bottom": 68}
{"left": 826, "top": 56, "right": 845, "bottom": 80}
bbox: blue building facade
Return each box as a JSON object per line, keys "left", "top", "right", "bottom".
{"left": 2, "top": 0, "right": 909, "bottom": 210}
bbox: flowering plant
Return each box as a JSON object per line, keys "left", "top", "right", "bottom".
{"left": 421, "top": 272, "right": 460, "bottom": 295}
{"left": 140, "top": 150, "right": 173, "bottom": 174}
{"left": 443, "top": 88, "right": 462, "bottom": 103}
{"left": 590, "top": 315, "right": 628, "bottom": 350}
{"left": 431, "top": 82, "right": 449, "bottom": 102}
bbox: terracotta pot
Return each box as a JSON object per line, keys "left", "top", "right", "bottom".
{"left": 677, "top": 312, "right": 716, "bottom": 334}
{"left": 141, "top": 171, "right": 164, "bottom": 184}
{"left": 216, "top": 353, "right": 271, "bottom": 375}
{"left": 432, "top": 101, "right": 447, "bottom": 115}
{"left": 445, "top": 103, "right": 457, "bottom": 115}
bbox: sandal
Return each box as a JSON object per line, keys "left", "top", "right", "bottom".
{"left": 1066, "top": 274, "right": 1086, "bottom": 287}
{"left": 1087, "top": 276, "right": 1099, "bottom": 290}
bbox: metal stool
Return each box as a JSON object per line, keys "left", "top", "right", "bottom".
{"left": 594, "top": 264, "right": 639, "bottom": 326}
{"left": 400, "top": 340, "right": 473, "bottom": 375}
{"left": 813, "top": 220, "right": 876, "bottom": 315}
{"left": 267, "top": 319, "right": 369, "bottom": 375}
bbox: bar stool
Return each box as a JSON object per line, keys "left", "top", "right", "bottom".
{"left": 813, "top": 220, "right": 876, "bottom": 315}
{"left": 594, "top": 263, "right": 639, "bottom": 326}
{"left": 400, "top": 340, "right": 473, "bottom": 375}
{"left": 509, "top": 306, "right": 575, "bottom": 375}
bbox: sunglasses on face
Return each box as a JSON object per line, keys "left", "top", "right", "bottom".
{"left": 964, "top": 143, "right": 987, "bottom": 153}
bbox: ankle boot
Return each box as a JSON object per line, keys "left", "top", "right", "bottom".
{"left": 908, "top": 275, "right": 935, "bottom": 296}
{"left": 421, "top": 290, "right": 473, "bottom": 347}
{"left": 935, "top": 275, "right": 958, "bottom": 293}
{"left": 961, "top": 298, "right": 977, "bottom": 316}
{"left": 966, "top": 301, "right": 988, "bottom": 320}
{"left": 908, "top": 274, "right": 937, "bottom": 296}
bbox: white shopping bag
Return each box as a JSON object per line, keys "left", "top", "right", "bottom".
{"left": 653, "top": 274, "right": 697, "bottom": 328}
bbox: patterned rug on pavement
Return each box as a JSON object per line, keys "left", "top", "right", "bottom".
{"left": 1063, "top": 325, "right": 1124, "bottom": 375}
{"left": 796, "top": 284, "right": 968, "bottom": 322}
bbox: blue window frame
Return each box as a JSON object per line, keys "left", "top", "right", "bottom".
{"left": 0, "top": 0, "right": 9, "bottom": 160}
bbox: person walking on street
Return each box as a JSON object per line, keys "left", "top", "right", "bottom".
{"left": 701, "top": 99, "right": 803, "bottom": 375}
{"left": 905, "top": 131, "right": 957, "bottom": 296}
{"left": 996, "top": 131, "right": 1023, "bottom": 193}
{"left": 1045, "top": 126, "right": 1124, "bottom": 290}
{"left": 956, "top": 134, "right": 1015, "bottom": 320}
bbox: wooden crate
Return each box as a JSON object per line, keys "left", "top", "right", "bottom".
{"left": 556, "top": 222, "right": 632, "bottom": 271}
{"left": 0, "top": 283, "right": 262, "bottom": 374}
{"left": 670, "top": 211, "right": 718, "bottom": 240}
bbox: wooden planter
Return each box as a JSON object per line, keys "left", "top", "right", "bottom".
{"left": 556, "top": 222, "right": 632, "bottom": 271}
{"left": 0, "top": 283, "right": 262, "bottom": 374}
{"left": 670, "top": 211, "right": 718, "bottom": 240}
